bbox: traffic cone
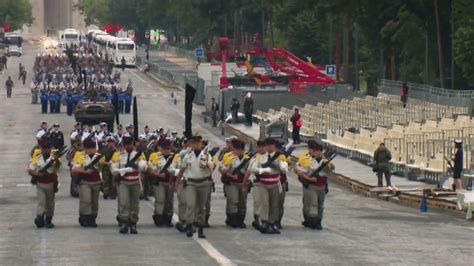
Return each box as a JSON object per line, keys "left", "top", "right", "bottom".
{"left": 174, "top": 98, "right": 177, "bottom": 105}
{"left": 221, "top": 127, "right": 225, "bottom": 136}
{"left": 419, "top": 193, "right": 428, "bottom": 212}
{"left": 171, "top": 92, "right": 175, "bottom": 98}
{"left": 203, "top": 116, "right": 208, "bottom": 123}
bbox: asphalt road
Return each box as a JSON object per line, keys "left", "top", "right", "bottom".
{"left": 0, "top": 44, "right": 472, "bottom": 266}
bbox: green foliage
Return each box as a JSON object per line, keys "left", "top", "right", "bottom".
{"left": 0, "top": 0, "right": 33, "bottom": 31}
{"left": 77, "top": 0, "right": 474, "bottom": 88}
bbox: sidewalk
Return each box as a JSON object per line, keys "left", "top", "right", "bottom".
{"left": 148, "top": 49, "right": 196, "bottom": 70}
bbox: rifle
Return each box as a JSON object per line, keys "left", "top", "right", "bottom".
{"left": 125, "top": 150, "right": 144, "bottom": 169}
{"left": 299, "top": 152, "right": 337, "bottom": 188}
{"left": 261, "top": 144, "right": 295, "bottom": 169}
{"left": 222, "top": 152, "right": 256, "bottom": 185}
{"left": 156, "top": 152, "right": 180, "bottom": 184}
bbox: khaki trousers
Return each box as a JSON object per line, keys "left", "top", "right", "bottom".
{"left": 101, "top": 166, "right": 116, "bottom": 197}
{"left": 177, "top": 182, "right": 186, "bottom": 222}
{"left": 36, "top": 183, "right": 55, "bottom": 216}
{"left": 278, "top": 188, "right": 286, "bottom": 221}
{"left": 185, "top": 180, "right": 211, "bottom": 226}
{"left": 118, "top": 182, "right": 141, "bottom": 223}
{"left": 252, "top": 183, "right": 261, "bottom": 217}
{"left": 224, "top": 183, "right": 248, "bottom": 215}
{"left": 302, "top": 184, "right": 326, "bottom": 219}
{"left": 257, "top": 183, "right": 279, "bottom": 223}
{"left": 153, "top": 182, "right": 174, "bottom": 216}
{"left": 79, "top": 183, "right": 101, "bottom": 216}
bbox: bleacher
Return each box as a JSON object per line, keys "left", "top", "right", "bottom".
{"left": 255, "top": 93, "right": 472, "bottom": 184}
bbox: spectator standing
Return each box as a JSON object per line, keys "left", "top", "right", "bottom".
{"left": 290, "top": 108, "right": 302, "bottom": 144}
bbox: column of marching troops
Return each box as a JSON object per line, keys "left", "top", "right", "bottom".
{"left": 30, "top": 53, "right": 133, "bottom": 114}
{"left": 28, "top": 121, "right": 335, "bottom": 238}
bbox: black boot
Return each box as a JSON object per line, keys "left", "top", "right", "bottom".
{"left": 302, "top": 215, "right": 310, "bottom": 228}
{"left": 198, "top": 227, "right": 206, "bottom": 239}
{"left": 89, "top": 215, "right": 98, "bottom": 228}
{"left": 152, "top": 214, "right": 163, "bottom": 227}
{"left": 269, "top": 223, "right": 280, "bottom": 234}
{"left": 308, "top": 218, "right": 318, "bottom": 229}
{"left": 259, "top": 221, "right": 270, "bottom": 234}
{"left": 186, "top": 224, "right": 193, "bottom": 237}
{"left": 34, "top": 215, "right": 45, "bottom": 228}
{"left": 129, "top": 223, "right": 138, "bottom": 234}
{"left": 225, "top": 213, "right": 230, "bottom": 226}
{"left": 116, "top": 215, "right": 122, "bottom": 227}
{"left": 252, "top": 215, "right": 261, "bottom": 230}
{"left": 203, "top": 215, "right": 210, "bottom": 228}
{"left": 238, "top": 214, "right": 247, "bottom": 229}
{"left": 175, "top": 221, "right": 186, "bottom": 233}
{"left": 119, "top": 223, "right": 129, "bottom": 234}
{"left": 315, "top": 218, "right": 323, "bottom": 230}
{"left": 79, "top": 215, "right": 86, "bottom": 227}
{"left": 275, "top": 218, "right": 282, "bottom": 230}
{"left": 164, "top": 215, "right": 173, "bottom": 227}
{"left": 45, "top": 216, "right": 55, "bottom": 229}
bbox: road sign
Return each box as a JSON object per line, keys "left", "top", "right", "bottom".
{"left": 326, "top": 65, "right": 336, "bottom": 76}
{"left": 195, "top": 47, "right": 204, "bottom": 58}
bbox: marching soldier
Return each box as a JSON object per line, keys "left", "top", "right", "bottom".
{"left": 219, "top": 139, "right": 251, "bottom": 228}
{"left": 242, "top": 140, "right": 266, "bottom": 230}
{"left": 114, "top": 124, "right": 124, "bottom": 148}
{"left": 100, "top": 137, "right": 117, "bottom": 199}
{"left": 71, "top": 137, "right": 102, "bottom": 227}
{"left": 175, "top": 138, "right": 189, "bottom": 232}
{"left": 294, "top": 140, "right": 334, "bottom": 230}
{"left": 70, "top": 122, "right": 82, "bottom": 145}
{"left": 176, "top": 136, "right": 216, "bottom": 238}
{"left": 96, "top": 122, "right": 111, "bottom": 146}
{"left": 36, "top": 121, "right": 49, "bottom": 141}
{"left": 250, "top": 138, "right": 288, "bottom": 234}
{"left": 111, "top": 136, "right": 147, "bottom": 234}
{"left": 148, "top": 139, "right": 179, "bottom": 227}
{"left": 276, "top": 142, "right": 291, "bottom": 229}
{"left": 28, "top": 137, "right": 61, "bottom": 228}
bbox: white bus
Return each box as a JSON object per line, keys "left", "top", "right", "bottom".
{"left": 93, "top": 34, "right": 116, "bottom": 59}
{"left": 61, "top": 28, "right": 81, "bottom": 47}
{"left": 111, "top": 38, "right": 136, "bottom": 67}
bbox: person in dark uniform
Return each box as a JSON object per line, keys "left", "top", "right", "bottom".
{"left": 211, "top": 97, "right": 219, "bottom": 127}
{"left": 50, "top": 124, "right": 65, "bottom": 151}
{"left": 373, "top": 143, "right": 392, "bottom": 188}
{"left": 243, "top": 93, "right": 254, "bottom": 126}
{"left": 290, "top": 108, "right": 302, "bottom": 144}
{"left": 5, "top": 76, "right": 13, "bottom": 98}
{"left": 121, "top": 57, "right": 126, "bottom": 71}
{"left": 452, "top": 140, "right": 464, "bottom": 190}
{"left": 230, "top": 98, "right": 240, "bottom": 124}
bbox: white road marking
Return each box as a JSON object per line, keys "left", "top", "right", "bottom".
{"left": 0, "top": 184, "right": 3, "bottom": 188}
{"left": 16, "top": 184, "right": 32, "bottom": 187}
{"left": 128, "top": 69, "right": 165, "bottom": 93}
{"left": 144, "top": 200, "right": 234, "bottom": 266}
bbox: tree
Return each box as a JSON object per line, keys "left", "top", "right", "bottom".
{"left": 0, "top": 0, "right": 33, "bottom": 31}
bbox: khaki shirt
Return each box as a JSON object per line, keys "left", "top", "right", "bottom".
{"left": 181, "top": 149, "right": 213, "bottom": 180}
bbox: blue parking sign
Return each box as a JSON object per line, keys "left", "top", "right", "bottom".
{"left": 326, "top": 65, "right": 336, "bottom": 76}
{"left": 195, "top": 48, "right": 204, "bottom": 58}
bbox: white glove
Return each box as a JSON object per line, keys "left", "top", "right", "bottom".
{"left": 119, "top": 169, "right": 128, "bottom": 176}
{"left": 279, "top": 161, "right": 289, "bottom": 173}
{"left": 125, "top": 167, "right": 135, "bottom": 173}
{"left": 259, "top": 167, "right": 272, "bottom": 175}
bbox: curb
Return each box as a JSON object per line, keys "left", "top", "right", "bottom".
{"left": 138, "top": 66, "right": 184, "bottom": 91}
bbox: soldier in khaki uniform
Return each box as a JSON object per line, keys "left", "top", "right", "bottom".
{"left": 250, "top": 138, "right": 288, "bottom": 234}
{"left": 100, "top": 137, "right": 117, "bottom": 199}
{"left": 174, "top": 139, "right": 189, "bottom": 232}
{"left": 176, "top": 136, "right": 216, "bottom": 239}
{"left": 219, "top": 139, "right": 251, "bottom": 228}
{"left": 71, "top": 137, "right": 102, "bottom": 227}
{"left": 28, "top": 137, "right": 61, "bottom": 229}
{"left": 148, "top": 139, "right": 179, "bottom": 227}
{"left": 242, "top": 140, "right": 266, "bottom": 230}
{"left": 111, "top": 136, "right": 147, "bottom": 234}
{"left": 294, "top": 140, "right": 334, "bottom": 230}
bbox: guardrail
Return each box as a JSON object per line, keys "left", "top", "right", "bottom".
{"left": 156, "top": 44, "right": 205, "bottom": 63}
{"left": 378, "top": 79, "right": 474, "bottom": 109}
